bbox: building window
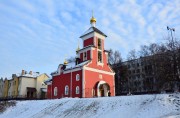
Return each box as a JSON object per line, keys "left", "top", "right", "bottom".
{"left": 76, "top": 74, "right": 80, "bottom": 81}
{"left": 65, "top": 85, "right": 69, "bottom": 95}
{"left": 83, "top": 51, "right": 87, "bottom": 61}
{"left": 98, "top": 51, "right": 102, "bottom": 63}
{"left": 76, "top": 86, "right": 80, "bottom": 94}
{"left": 98, "top": 38, "right": 102, "bottom": 49}
{"left": 54, "top": 87, "right": 57, "bottom": 96}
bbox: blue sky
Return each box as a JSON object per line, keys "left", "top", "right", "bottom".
{"left": 0, "top": 0, "right": 180, "bottom": 78}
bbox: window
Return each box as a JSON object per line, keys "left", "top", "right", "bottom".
{"left": 98, "top": 51, "right": 102, "bottom": 63}
{"left": 137, "top": 63, "right": 139, "bottom": 67}
{"left": 76, "top": 86, "right": 80, "bottom": 94}
{"left": 65, "top": 85, "right": 69, "bottom": 95}
{"left": 76, "top": 74, "right": 80, "bottom": 81}
{"left": 98, "top": 38, "right": 102, "bottom": 49}
{"left": 54, "top": 87, "right": 57, "bottom": 96}
{"left": 83, "top": 52, "right": 87, "bottom": 61}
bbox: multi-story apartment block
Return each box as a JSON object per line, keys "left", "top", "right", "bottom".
{"left": 113, "top": 54, "right": 180, "bottom": 95}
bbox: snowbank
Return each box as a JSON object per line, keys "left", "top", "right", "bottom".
{"left": 0, "top": 94, "right": 180, "bottom": 118}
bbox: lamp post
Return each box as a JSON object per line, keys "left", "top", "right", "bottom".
{"left": 167, "top": 26, "right": 175, "bottom": 50}
{"left": 167, "top": 26, "right": 179, "bottom": 91}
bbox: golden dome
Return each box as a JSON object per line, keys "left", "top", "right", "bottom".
{"left": 64, "top": 59, "right": 68, "bottom": 65}
{"left": 76, "top": 45, "right": 80, "bottom": 52}
{"left": 90, "top": 16, "right": 96, "bottom": 23}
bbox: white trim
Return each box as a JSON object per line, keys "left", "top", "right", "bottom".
{"left": 54, "top": 87, "right": 57, "bottom": 96}
{"left": 78, "top": 47, "right": 95, "bottom": 54}
{"left": 81, "top": 30, "right": 106, "bottom": 41}
{"left": 107, "top": 65, "right": 115, "bottom": 73}
{"left": 76, "top": 86, "right": 80, "bottom": 94}
{"left": 84, "top": 67, "right": 115, "bottom": 75}
{"left": 81, "top": 33, "right": 94, "bottom": 41}
{"left": 65, "top": 85, "right": 69, "bottom": 95}
{"left": 76, "top": 74, "right": 80, "bottom": 81}
{"left": 94, "top": 32, "right": 106, "bottom": 40}
{"left": 94, "top": 36, "right": 96, "bottom": 46}
{"left": 63, "top": 67, "right": 82, "bottom": 74}
{"left": 97, "top": 62, "right": 104, "bottom": 66}
{"left": 82, "top": 67, "right": 85, "bottom": 97}
{"left": 97, "top": 81, "right": 109, "bottom": 97}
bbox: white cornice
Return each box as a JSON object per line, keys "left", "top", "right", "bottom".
{"left": 63, "top": 67, "right": 82, "bottom": 74}
{"left": 84, "top": 67, "right": 115, "bottom": 75}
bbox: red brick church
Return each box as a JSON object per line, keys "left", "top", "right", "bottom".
{"left": 46, "top": 15, "right": 115, "bottom": 98}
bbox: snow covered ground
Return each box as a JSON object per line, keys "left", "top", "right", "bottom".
{"left": 0, "top": 93, "right": 180, "bottom": 118}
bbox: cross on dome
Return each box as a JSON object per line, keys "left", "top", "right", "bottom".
{"left": 90, "top": 11, "right": 96, "bottom": 27}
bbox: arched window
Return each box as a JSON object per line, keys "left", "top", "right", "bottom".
{"left": 76, "top": 74, "right": 80, "bottom": 81}
{"left": 65, "top": 85, "right": 69, "bottom": 95}
{"left": 54, "top": 87, "right": 57, "bottom": 96}
{"left": 76, "top": 86, "right": 80, "bottom": 94}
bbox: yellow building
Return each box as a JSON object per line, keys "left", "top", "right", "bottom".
{"left": 12, "top": 74, "right": 19, "bottom": 98}
{"left": 2, "top": 70, "right": 49, "bottom": 99}
{"left": 0, "top": 78, "right": 4, "bottom": 98}
{"left": 3, "top": 78, "right": 9, "bottom": 98}
{"left": 17, "top": 70, "right": 49, "bottom": 99}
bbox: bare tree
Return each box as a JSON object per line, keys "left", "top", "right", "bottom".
{"left": 127, "top": 49, "right": 137, "bottom": 60}
{"left": 139, "top": 45, "right": 149, "bottom": 57}
{"left": 108, "top": 49, "right": 122, "bottom": 65}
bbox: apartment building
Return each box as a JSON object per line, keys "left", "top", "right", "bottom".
{"left": 113, "top": 54, "right": 180, "bottom": 95}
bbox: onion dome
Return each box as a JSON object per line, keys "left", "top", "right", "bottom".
{"left": 64, "top": 59, "right": 68, "bottom": 65}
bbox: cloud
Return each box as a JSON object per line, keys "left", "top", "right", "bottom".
{"left": 0, "top": 0, "right": 180, "bottom": 77}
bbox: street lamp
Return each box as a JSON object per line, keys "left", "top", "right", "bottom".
{"left": 167, "top": 26, "right": 179, "bottom": 91}
{"left": 167, "top": 26, "right": 175, "bottom": 49}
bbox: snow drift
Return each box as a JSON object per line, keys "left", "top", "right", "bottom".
{"left": 0, "top": 94, "right": 180, "bottom": 118}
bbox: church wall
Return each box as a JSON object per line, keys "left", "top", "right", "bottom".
{"left": 52, "top": 70, "right": 82, "bottom": 99}
{"left": 47, "top": 85, "right": 52, "bottom": 99}
{"left": 84, "top": 69, "right": 115, "bottom": 98}
{"left": 87, "top": 49, "right": 112, "bottom": 72}
{"left": 83, "top": 37, "right": 93, "bottom": 47}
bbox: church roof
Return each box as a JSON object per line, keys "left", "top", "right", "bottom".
{"left": 64, "top": 60, "right": 90, "bottom": 71}
{"left": 77, "top": 45, "right": 95, "bottom": 52}
{"left": 80, "top": 26, "right": 107, "bottom": 38}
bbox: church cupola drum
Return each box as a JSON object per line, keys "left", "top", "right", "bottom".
{"left": 46, "top": 14, "right": 115, "bottom": 99}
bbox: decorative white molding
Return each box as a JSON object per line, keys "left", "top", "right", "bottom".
{"left": 97, "top": 81, "right": 108, "bottom": 97}
{"left": 84, "top": 67, "right": 115, "bottom": 75}
{"left": 97, "top": 62, "right": 104, "bottom": 67}
{"left": 82, "top": 66, "right": 85, "bottom": 97}
{"left": 94, "top": 32, "right": 106, "bottom": 40}
{"left": 81, "top": 32, "right": 105, "bottom": 41}
{"left": 81, "top": 33, "right": 94, "bottom": 41}
{"left": 78, "top": 47, "right": 95, "bottom": 54}
{"left": 63, "top": 68, "right": 82, "bottom": 74}
{"left": 99, "top": 74, "right": 102, "bottom": 79}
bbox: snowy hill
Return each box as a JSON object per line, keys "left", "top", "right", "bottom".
{"left": 0, "top": 94, "right": 180, "bottom": 118}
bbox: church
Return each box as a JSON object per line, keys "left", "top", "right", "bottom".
{"left": 46, "top": 15, "right": 115, "bottom": 98}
